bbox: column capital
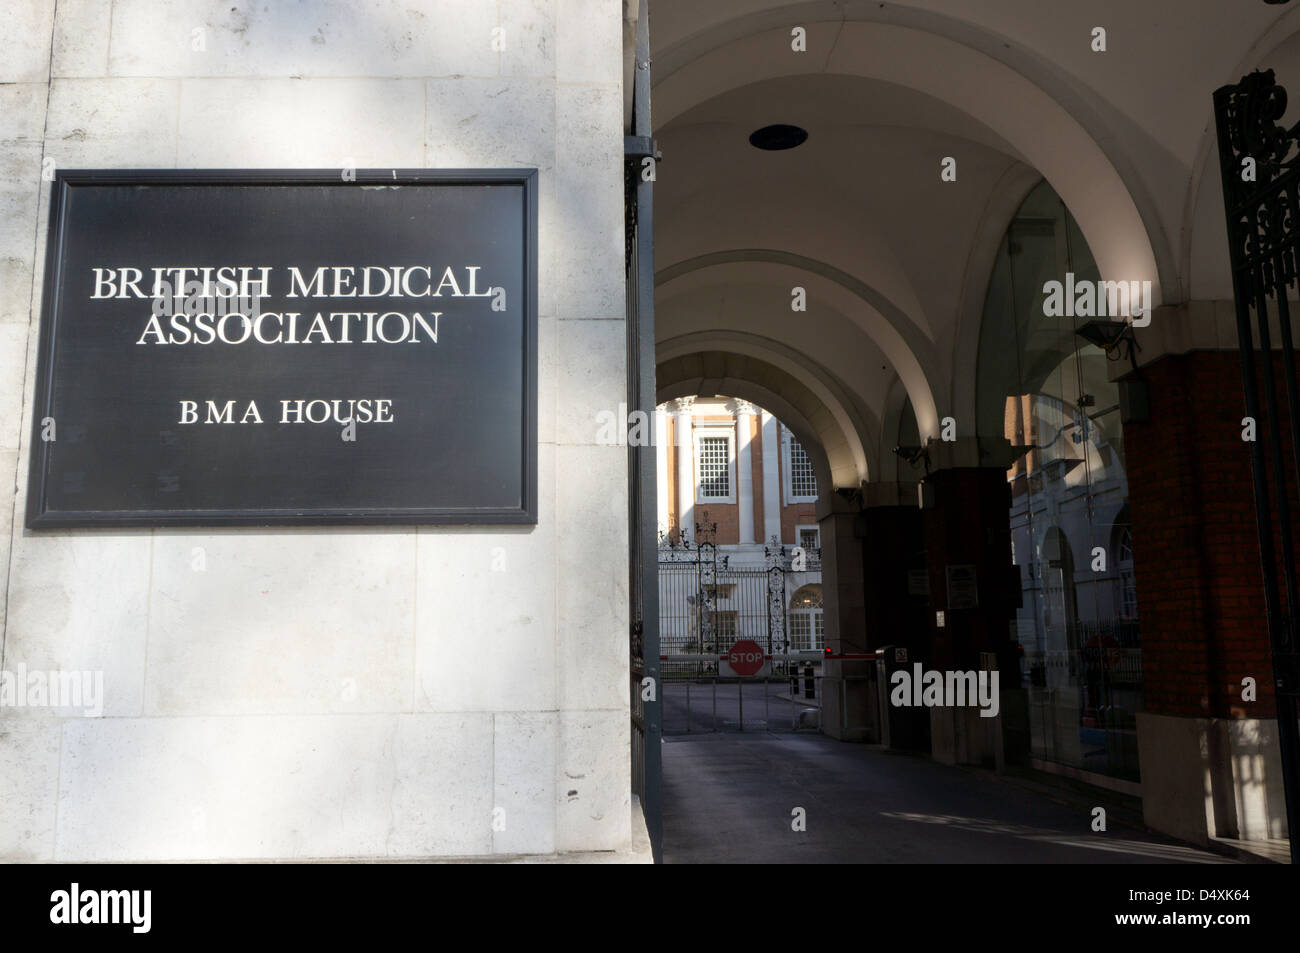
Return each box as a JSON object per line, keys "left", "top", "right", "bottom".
{"left": 860, "top": 482, "right": 920, "bottom": 509}
{"left": 670, "top": 396, "right": 696, "bottom": 416}
{"left": 727, "top": 398, "right": 759, "bottom": 417}
{"left": 919, "top": 435, "right": 1020, "bottom": 471}
{"left": 1116, "top": 301, "right": 1242, "bottom": 379}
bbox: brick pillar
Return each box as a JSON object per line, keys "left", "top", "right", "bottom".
{"left": 860, "top": 501, "right": 927, "bottom": 655}
{"left": 859, "top": 491, "right": 931, "bottom": 750}
{"left": 921, "top": 465, "right": 1026, "bottom": 767}
{"left": 820, "top": 491, "right": 873, "bottom": 741}
{"left": 922, "top": 468, "right": 1017, "bottom": 669}
{"left": 1125, "top": 350, "right": 1291, "bottom": 844}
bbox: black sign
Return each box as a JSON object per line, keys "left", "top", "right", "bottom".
{"left": 27, "top": 169, "right": 537, "bottom": 527}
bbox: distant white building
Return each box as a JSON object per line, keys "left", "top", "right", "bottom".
{"left": 656, "top": 397, "right": 823, "bottom": 659}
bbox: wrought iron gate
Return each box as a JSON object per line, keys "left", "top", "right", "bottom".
{"left": 658, "top": 531, "right": 826, "bottom": 733}
{"left": 625, "top": 0, "right": 661, "bottom": 862}
{"left": 1214, "top": 68, "right": 1300, "bottom": 862}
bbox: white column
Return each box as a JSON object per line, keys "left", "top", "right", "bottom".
{"left": 655, "top": 407, "right": 670, "bottom": 543}
{"left": 761, "top": 410, "right": 782, "bottom": 546}
{"left": 674, "top": 397, "right": 695, "bottom": 540}
{"left": 730, "top": 400, "right": 756, "bottom": 544}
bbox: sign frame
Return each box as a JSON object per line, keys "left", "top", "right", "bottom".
{"left": 25, "top": 168, "right": 539, "bottom": 528}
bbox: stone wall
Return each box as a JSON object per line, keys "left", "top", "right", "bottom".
{"left": 0, "top": 0, "right": 631, "bottom": 861}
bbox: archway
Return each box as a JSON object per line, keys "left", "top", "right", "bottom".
{"left": 652, "top": 392, "right": 835, "bottom": 735}
{"left": 651, "top": 3, "right": 1169, "bottom": 302}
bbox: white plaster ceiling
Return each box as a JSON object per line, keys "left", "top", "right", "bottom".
{"left": 647, "top": 0, "right": 1300, "bottom": 484}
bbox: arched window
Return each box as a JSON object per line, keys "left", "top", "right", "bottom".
{"left": 974, "top": 179, "right": 1143, "bottom": 782}
{"left": 1041, "top": 527, "right": 1077, "bottom": 642}
{"left": 788, "top": 585, "right": 824, "bottom": 651}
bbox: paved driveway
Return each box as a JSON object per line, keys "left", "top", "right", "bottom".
{"left": 661, "top": 733, "right": 1227, "bottom": 864}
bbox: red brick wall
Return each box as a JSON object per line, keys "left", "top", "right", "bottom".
{"left": 663, "top": 411, "right": 809, "bottom": 546}
{"left": 697, "top": 503, "right": 739, "bottom": 544}
{"left": 664, "top": 413, "right": 746, "bottom": 544}
{"left": 780, "top": 503, "right": 818, "bottom": 546}
{"left": 692, "top": 415, "right": 736, "bottom": 543}
{"left": 1124, "top": 351, "right": 1295, "bottom": 720}
{"left": 745, "top": 415, "right": 763, "bottom": 539}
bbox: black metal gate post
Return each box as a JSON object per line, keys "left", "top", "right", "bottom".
{"left": 625, "top": 0, "right": 662, "bottom": 863}
{"left": 1214, "top": 69, "right": 1300, "bottom": 862}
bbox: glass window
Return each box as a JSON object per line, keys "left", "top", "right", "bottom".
{"left": 789, "top": 585, "right": 824, "bottom": 652}
{"left": 697, "top": 436, "right": 731, "bottom": 499}
{"left": 787, "top": 432, "right": 817, "bottom": 500}
{"left": 976, "top": 180, "right": 1141, "bottom": 783}
{"left": 789, "top": 613, "right": 812, "bottom": 651}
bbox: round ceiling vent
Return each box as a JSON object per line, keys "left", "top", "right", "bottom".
{"left": 748, "top": 124, "right": 808, "bottom": 150}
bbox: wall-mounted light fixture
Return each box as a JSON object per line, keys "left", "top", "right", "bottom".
{"left": 1074, "top": 319, "right": 1149, "bottom": 424}
{"left": 893, "top": 444, "right": 930, "bottom": 472}
{"left": 894, "top": 445, "right": 933, "bottom": 509}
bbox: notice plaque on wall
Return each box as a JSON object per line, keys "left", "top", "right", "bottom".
{"left": 27, "top": 169, "right": 538, "bottom": 527}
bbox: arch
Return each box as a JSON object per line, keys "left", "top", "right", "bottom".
{"left": 789, "top": 584, "right": 824, "bottom": 610}
{"left": 657, "top": 374, "right": 833, "bottom": 498}
{"left": 1110, "top": 505, "right": 1139, "bottom": 622}
{"left": 653, "top": 143, "right": 937, "bottom": 341}
{"left": 656, "top": 330, "right": 874, "bottom": 486}
{"left": 951, "top": 165, "right": 1046, "bottom": 434}
{"left": 1182, "top": 8, "right": 1300, "bottom": 300}
{"left": 653, "top": 3, "right": 1169, "bottom": 302}
{"left": 657, "top": 351, "right": 841, "bottom": 495}
{"left": 876, "top": 375, "right": 911, "bottom": 485}
{"left": 973, "top": 180, "right": 1118, "bottom": 446}
{"left": 788, "top": 584, "right": 825, "bottom": 652}
{"left": 1040, "top": 525, "right": 1080, "bottom": 652}
{"left": 658, "top": 251, "right": 942, "bottom": 440}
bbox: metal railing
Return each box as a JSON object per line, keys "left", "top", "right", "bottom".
{"left": 659, "top": 651, "right": 825, "bottom": 733}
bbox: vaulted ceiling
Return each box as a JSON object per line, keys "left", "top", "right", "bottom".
{"left": 642, "top": 0, "right": 1300, "bottom": 485}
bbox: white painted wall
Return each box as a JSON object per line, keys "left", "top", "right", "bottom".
{"left": 0, "top": 0, "right": 630, "bottom": 861}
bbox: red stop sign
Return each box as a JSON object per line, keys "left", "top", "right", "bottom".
{"left": 728, "top": 640, "right": 765, "bottom": 677}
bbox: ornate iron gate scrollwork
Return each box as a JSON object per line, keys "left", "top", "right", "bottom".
{"left": 767, "top": 564, "right": 787, "bottom": 661}
{"left": 1214, "top": 68, "right": 1300, "bottom": 860}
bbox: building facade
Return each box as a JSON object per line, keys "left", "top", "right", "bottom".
{"left": 655, "top": 397, "right": 824, "bottom": 668}
{"left": 2, "top": 0, "right": 1300, "bottom": 864}
{"left": 0, "top": 0, "right": 638, "bottom": 863}
{"left": 658, "top": 398, "right": 819, "bottom": 551}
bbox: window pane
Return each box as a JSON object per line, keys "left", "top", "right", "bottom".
{"left": 977, "top": 181, "right": 1142, "bottom": 782}
{"left": 698, "top": 436, "right": 730, "bottom": 498}
{"left": 789, "top": 435, "right": 817, "bottom": 498}
{"left": 715, "top": 612, "right": 737, "bottom": 641}
{"left": 789, "top": 613, "right": 811, "bottom": 651}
